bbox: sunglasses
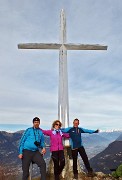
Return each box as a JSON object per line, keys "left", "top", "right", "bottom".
{"left": 55, "top": 123, "right": 61, "bottom": 127}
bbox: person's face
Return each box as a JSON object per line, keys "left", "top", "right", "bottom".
{"left": 33, "top": 121, "right": 40, "bottom": 128}
{"left": 73, "top": 120, "right": 79, "bottom": 127}
{"left": 54, "top": 122, "right": 61, "bottom": 130}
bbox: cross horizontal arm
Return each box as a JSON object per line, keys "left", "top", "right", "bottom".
{"left": 18, "top": 43, "right": 62, "bottom": 49}
{"left": 18, "top": 43, "right": 107, "bottom": 50}
{"left": 64, "top": 43, "right": 107, "bottom": 50}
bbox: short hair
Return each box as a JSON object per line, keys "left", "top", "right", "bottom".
{"left": 33, "top": 117, "right": 40, "bottom": 123}
{"left": 73, "top": 118, "right": 79, "bottom": 123}
{"left": 52, "top": 120, "right": 62, "bottom": 129}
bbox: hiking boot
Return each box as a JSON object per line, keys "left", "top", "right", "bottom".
{"left": 74, "top": 173, "right": 78, "bottom": 179}
{"left": 55, "top": 174, "right": 60, "bottom": 180}
{"left": 87, "top": 170, "right": 95, "bottom": 177}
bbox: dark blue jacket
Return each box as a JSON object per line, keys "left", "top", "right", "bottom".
{"left": 62, "top": 127, "right": 97, "bottom": 149}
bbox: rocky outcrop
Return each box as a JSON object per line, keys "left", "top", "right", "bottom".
{"left": 46, "top": 147, "right": 121, "bottom": 180}
{"left": 46, "top": 169, "right": 122, "bottom": 180}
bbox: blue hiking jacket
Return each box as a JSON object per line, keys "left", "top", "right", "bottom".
{"left": 19, "top": 127, "right": 45, "bottom": 154}
{"left": 62, "top": 127, "right": 97, "bottom": 149}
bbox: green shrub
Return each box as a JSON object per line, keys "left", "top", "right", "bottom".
{"left": 116, "top": 164, "right": 122, "bottom": 177}
{"left": 112, "top": 164, "right": 122, "bottom": 178}
{"left": 112, "top": 171, "right": 118, "bottom": 178}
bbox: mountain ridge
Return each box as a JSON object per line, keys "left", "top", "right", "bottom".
{"left": 90, "top": 134, "right": 122, "bottom": 174}
{"left": 0, "top": 130, "right": 121, "bottom": 178}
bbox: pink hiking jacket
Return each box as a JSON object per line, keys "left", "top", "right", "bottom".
{"left": 40, "top": 129, "right": 69, "bottom": 152}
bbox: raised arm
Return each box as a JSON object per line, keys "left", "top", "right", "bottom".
{"left": 61, "top": 127, "right": 72, "bottom": 133}
{"left": 81, "top": 128, "right": 99, "bottom": 134}
{"left": 40, "top": 128, "right": 52, "bottom": 136}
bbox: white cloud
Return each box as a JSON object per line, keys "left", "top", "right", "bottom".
{"left": 0, "top": 0, "right": 122, "bottom": 130}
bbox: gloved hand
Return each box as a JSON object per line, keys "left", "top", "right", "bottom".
{"left": 94, "top": 129, "right": 99, "bottom": 133}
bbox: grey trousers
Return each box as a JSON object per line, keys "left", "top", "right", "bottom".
{"left": 22, "top": 149, "right": 46, "bottom": 180}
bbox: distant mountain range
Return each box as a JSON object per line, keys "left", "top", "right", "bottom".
{"left": 0, "top": 130, "right": 50, "bottom": 177}
{"left": 90, "top": 134, "right": 122, "bottom": 174}
{"left": 116, "top": 134, "right": 122, "bottom": 141}
{"left": 0, "top": 129, "right": 121, "bottom": 177}
{"left": 0, "top": 131, "right": 21, "bottom": 166}
{"left": 100, "top": 129, "right": 122, "bottom": 132}
{"left": 81, "top": 130, "right": 122, "bottom": 159}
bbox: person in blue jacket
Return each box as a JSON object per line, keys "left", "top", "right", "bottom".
{"left": 62, "top": 118, "right": 99, "bottom": 179}
{"left": 18, "top": 117, "right": 46, "bottom": 180}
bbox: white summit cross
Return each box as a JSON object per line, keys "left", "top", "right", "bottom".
{"left": 18, "top": 9, "right": 107, "bottom": 128}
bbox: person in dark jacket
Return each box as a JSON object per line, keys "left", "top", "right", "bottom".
{"left": 62, "top": 118, "right": 99, "bottom": 179}
{"left": 18, "top": 117, "right": 46, "bottom": 180}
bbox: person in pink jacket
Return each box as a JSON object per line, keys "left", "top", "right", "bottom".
{"left": 40, "top": 120, "right": 69, "bottom": 180}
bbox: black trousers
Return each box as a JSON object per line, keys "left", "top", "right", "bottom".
{"left": 51, "top": 150, "right": 65, "bottom": 180}
{"left": 22, "top": 149, "right": 46, "bottom": 180}
{"left": 72, "top": 146, "right": 92, "bottom": 175}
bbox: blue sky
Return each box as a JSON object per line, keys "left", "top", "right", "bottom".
{"left": 0, "top": 0, "right": 122, "bottom": 130}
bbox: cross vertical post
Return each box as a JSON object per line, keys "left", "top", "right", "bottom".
{"left": 59, "top": 9, "right": 69, "bottom": 128}
{"left": 18, "top": 9, "right": 107, "bottom": 130}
